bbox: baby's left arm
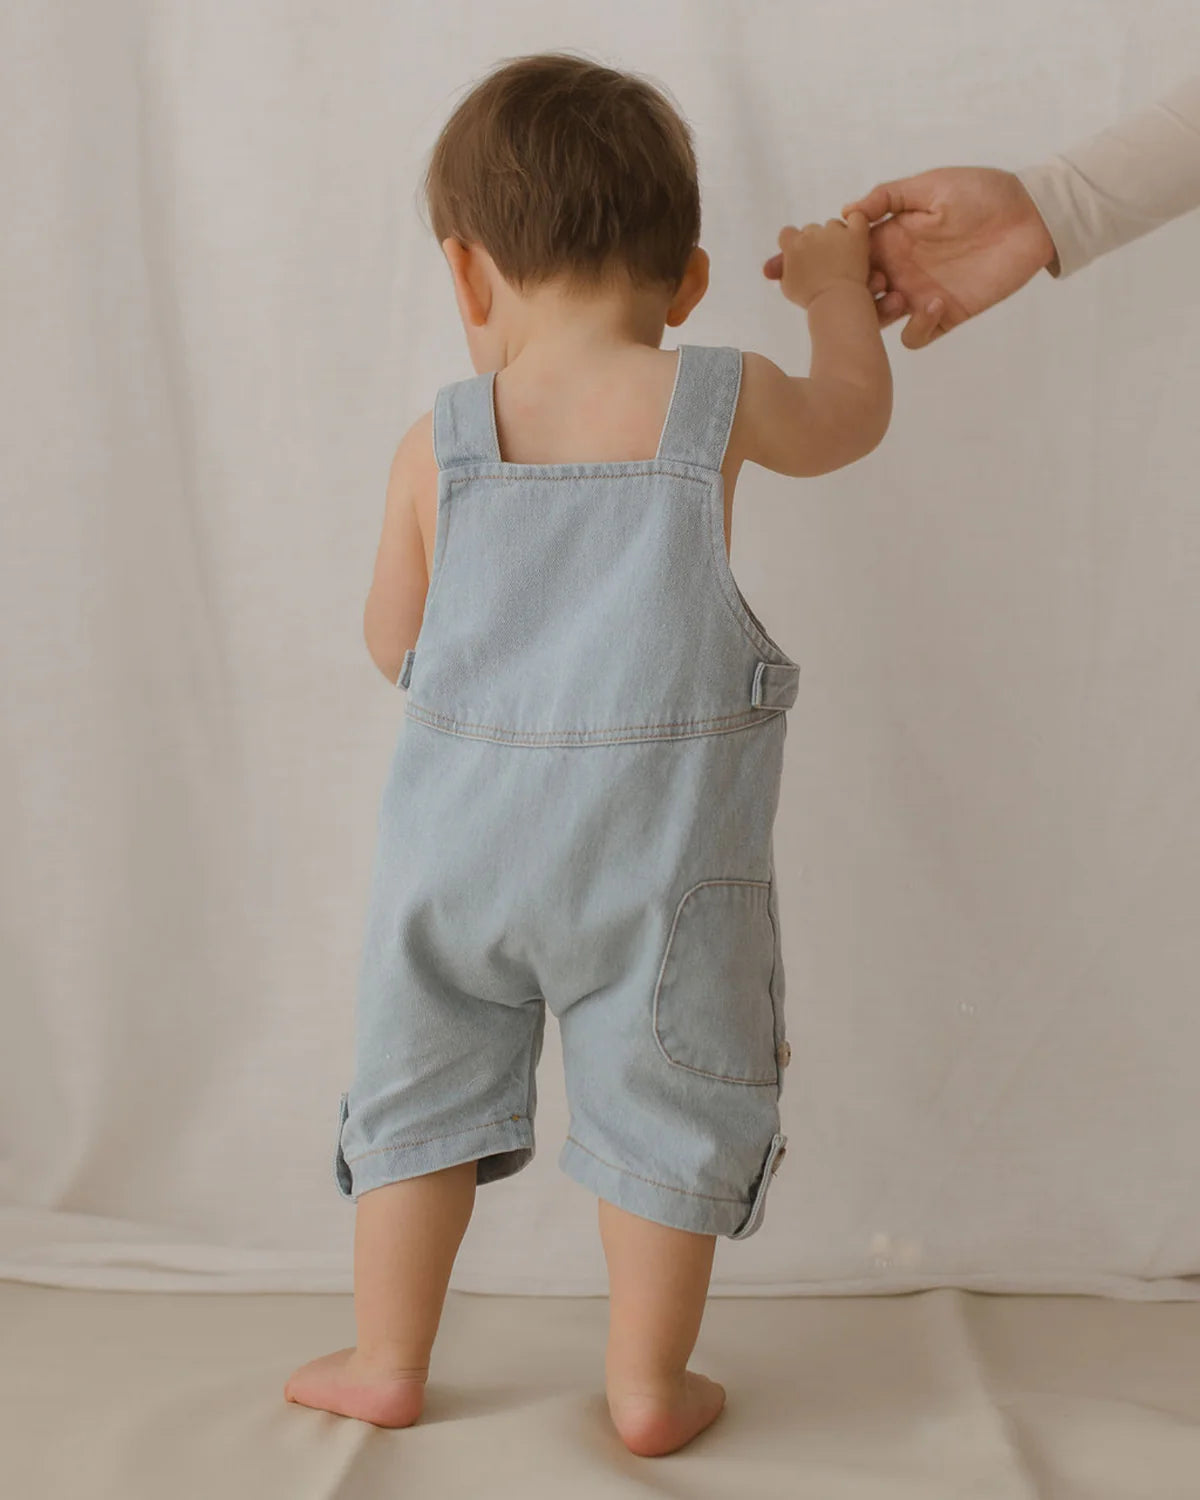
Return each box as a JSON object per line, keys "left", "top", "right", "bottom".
{"left": 363, "top": 411, "right": 436, "bottom": 684}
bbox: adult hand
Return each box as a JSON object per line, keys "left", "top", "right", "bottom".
{"left": 837, "top": 167, "right": 1059, "bottom": 348}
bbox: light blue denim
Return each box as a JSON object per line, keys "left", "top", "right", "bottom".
{"left": 333, "top": 343, "right": 800, "bottom": 1239}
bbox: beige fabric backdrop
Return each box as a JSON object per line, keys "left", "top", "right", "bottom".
{"left": 2, "top": 0, "right": 1199, "bottom": 1297}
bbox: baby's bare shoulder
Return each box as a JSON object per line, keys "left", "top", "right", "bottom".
{"left": 734, "top": 349, "right": 881, "bottom": 479}
{"left": 390, "top": 409, "right": 438, "bottom": 487}
{"left": 728, "top": 351, "right": 806, "bottom": 476}
{"left": 733, "top": 350, "right": 796, "bottom": 429}
{"left": 385, "top": 409, "right": 439, "bottom": 555}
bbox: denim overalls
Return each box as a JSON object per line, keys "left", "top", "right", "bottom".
{"left": 334, "top": 343, "right": 800, "bottom": 1239}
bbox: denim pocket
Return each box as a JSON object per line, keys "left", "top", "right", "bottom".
{"left": 653, "top": 879, "right": 779, "bottom": 1085}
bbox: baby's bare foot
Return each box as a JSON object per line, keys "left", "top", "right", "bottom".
{"left": 607, "top": 1370, "right": 726, "bottom": 1457}
{"left": 283, "top": 1347, "right": 426, "bottom": 1428}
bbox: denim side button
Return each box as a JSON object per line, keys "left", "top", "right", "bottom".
{"left": 333, "top": 1091, "right": 354, "bottom": 1200}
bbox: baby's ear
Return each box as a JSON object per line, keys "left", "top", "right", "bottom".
{"left": 442, "top": 238, "right": 493, "bottom": 329}
{"left": 666, "top": 246, "right": 710, "bottom": 327}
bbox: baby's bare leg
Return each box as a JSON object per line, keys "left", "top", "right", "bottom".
{"left": 599, "top": 1199, "right": 726, "bottom": 1457}
{"left": 284, "top": 1160, "right": 476, "bottom": 1427}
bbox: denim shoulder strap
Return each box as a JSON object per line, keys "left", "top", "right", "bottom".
{"left": 655, "top": 344, "right": 743, "bottom": 472}
{"left": 433, "top": 370, "right": 501, "bottom": 469}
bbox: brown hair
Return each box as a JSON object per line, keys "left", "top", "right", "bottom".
{"left": 424, "top": 53, "right": 701, "bottom": 294}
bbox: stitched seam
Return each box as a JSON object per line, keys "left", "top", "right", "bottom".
{"left": 766, "top": 875, "right": 783, "bottom": 1089}
{"left": 706, "top": 476, "right": 786, "bottom": 660}
{"left": 485, "top": 369, "right": 501, "bottom": 462}
{"left": 715, "top": 348, "right": 744, "bottom": 470}
{"left": 408, "top": 703, "right": 758, "bottom": 737}
{"left": 419, "top": 474, "right": 456, "bottom": 626}
{"left": 402, "top": 707, "right": 782, "bottom": 747}
{"left": 653, "top": 345, "right": 688, "bottom": 461}
{"left": 432, "top": 388, "right": 448, "bottom": 470}
{"left": 651, "top": 880, "right": 780, "bottom": 1086}
{"left": 434, "top": 463, "right": 714, "bottom": 482}
{"left": 345, "top": 1113, "right": 528, "bottom": 1165}
{"left": 525, "top": 1002, "right": 545, "bottom": 1120}
{"left": 657, "top": 1061, "right": 777, "bottom": 1087}
{"left": 565, "top": 1135, "right": 746, "bottom": 1205}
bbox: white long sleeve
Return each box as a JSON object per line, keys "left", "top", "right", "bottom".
{"left": 1014, "top": 75, "right": 1200, "bottom": 278}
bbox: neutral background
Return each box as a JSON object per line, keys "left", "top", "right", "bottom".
{"left": 2, "top": 0, "right": 1198, "bottom": 1297}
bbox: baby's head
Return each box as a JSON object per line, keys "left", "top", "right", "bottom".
{"left": 425, "top": 53, "right": 710, "bottom": 368}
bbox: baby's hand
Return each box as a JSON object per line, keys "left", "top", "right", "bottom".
{"left": 764, "top": 212, "right": 871, "bottom": 309}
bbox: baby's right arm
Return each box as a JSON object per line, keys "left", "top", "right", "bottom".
{"left": 736, "top": 212, "right": 893, "bottom": 478}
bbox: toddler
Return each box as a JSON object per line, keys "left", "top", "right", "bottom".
{"left": 285, "top": 51, "right": 891, "bottom": 1458}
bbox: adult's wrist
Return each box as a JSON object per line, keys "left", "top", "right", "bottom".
{"left": 1012, "top": 164, "right": 1070, "bottom": 279}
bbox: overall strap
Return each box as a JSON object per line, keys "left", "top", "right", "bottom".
{"left": 432, "top": 370, "right": 502, "bottom": 469}
{"left": 655, "top": 344, "right": 743, "bottom": 472}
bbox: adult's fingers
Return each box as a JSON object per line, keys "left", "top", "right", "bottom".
{"left": 875, "top": 290, "right": 907, "bottom": 327}
{"left": 841, "top": 183, "right": 905, "bottom": 223}
{"left": 900, "top": 299, "right": 946, "bottom": 349}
